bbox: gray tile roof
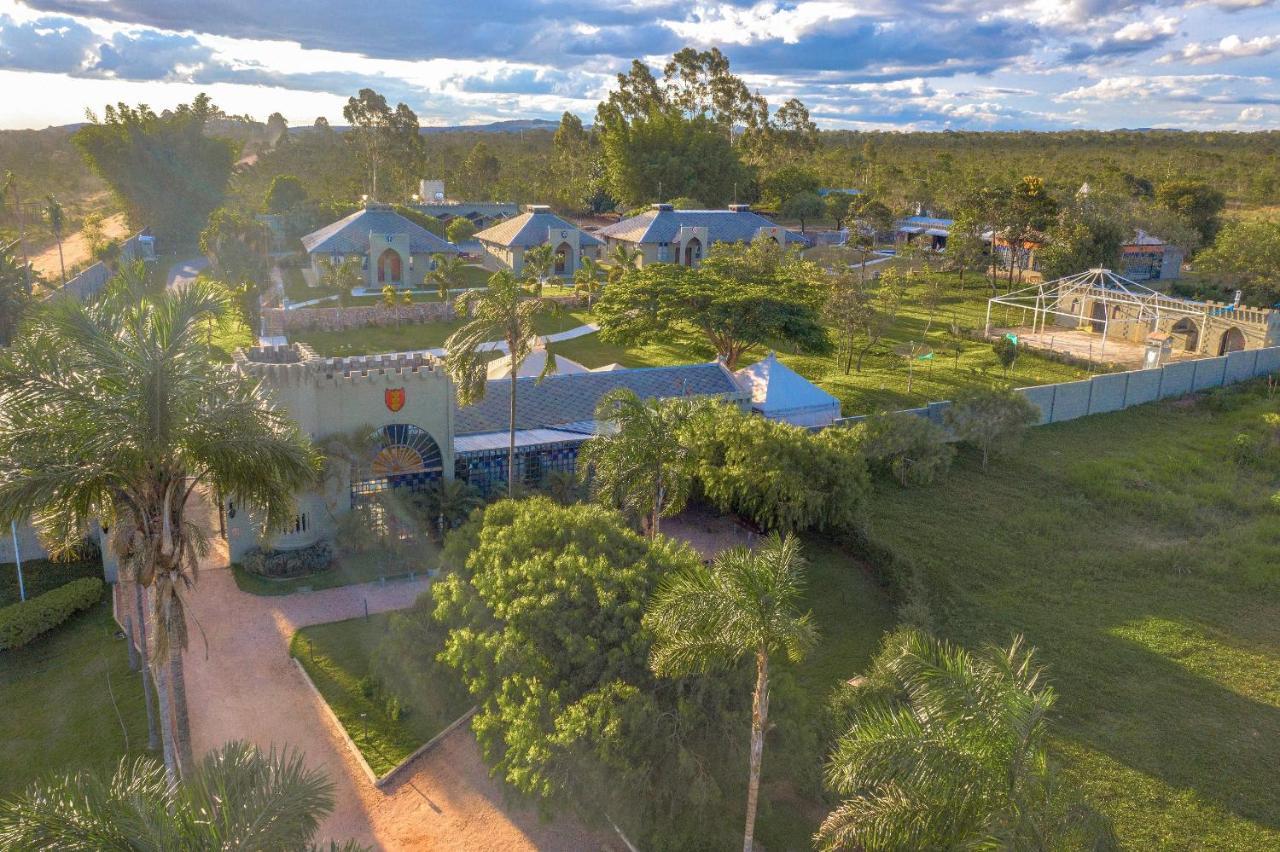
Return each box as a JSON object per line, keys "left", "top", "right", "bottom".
{"left": 454, "top": 362, "right": 746, "bottom": 435}
{"left": 474, "top": 208, "right": 604, "bottom": 248}
{"left": 596, "top": 207, "right": 806, "bottom": 246}
{"left": 301, "top": 204, "right": 461, "bottom": 256}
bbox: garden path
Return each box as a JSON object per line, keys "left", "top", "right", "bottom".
{"left": 182, "top": 506, "right": 609, "bottom": 850}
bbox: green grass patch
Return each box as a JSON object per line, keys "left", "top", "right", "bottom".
{"left": 0, "top": 598, "right": 149, "bottom": 796}
{"left": 860, "top": 384, "right": 1280, "bottom": 849}
{"left": 293, "top": 309, "right": 593, "bottom": 356}
{"left": 231, "top": 544, "right": 439, "bottom": 596}
{"left": 291, "top": 613, "right": 472, "bottom": 776}
{"left": 0, "top": 558, "right": 102, "bottom": 608}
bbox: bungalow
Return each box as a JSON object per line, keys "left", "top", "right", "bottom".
{"left": 895, "top": 216, "right": 952, "bottom": 251}
{"left": 596, "top": 203, "right": 807, "bottom": 268}
{"left": 301, "top": 202, "right": 462, "bottom": 289}
{"left": 473, "top": 205, "right": 604, "bottom": 277}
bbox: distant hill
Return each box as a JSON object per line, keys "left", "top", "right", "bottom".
{"left": 289, "top": 118, "right": 562, "bottom": 136}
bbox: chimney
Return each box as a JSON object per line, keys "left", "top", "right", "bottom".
{"left": 728, "top": 203, "right": 751, "bottom": 213}
{"left": 651, "top": 203, "right": 674, "bottom": 212}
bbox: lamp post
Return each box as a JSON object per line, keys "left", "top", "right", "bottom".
{"left": 10, "top": 520, "right": 25, "bottom": 602}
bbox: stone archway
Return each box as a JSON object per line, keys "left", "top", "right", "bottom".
{"left": 1217, "top": 326, "right": 1246, "bottom": 355}
{"left": 554, "top": 242, "right": 572, "bottom": 275}
{"left": 1089, "top": 301, "right": 1107, "bottom": 333}
{"left": 1170, "top": 317, "right": 1199, "bottom": 352}
{"left": 377, "top": 248, "right": 402, "bottom": 284}
{"left": 683, "top": 237, "right": 703, "bottom": 267}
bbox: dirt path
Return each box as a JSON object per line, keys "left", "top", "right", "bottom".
{"left": 30, "top": 212, "right": 129, "bottom": 283}
{"left": 182, "top": 508, "right": 605, "bottom": 850}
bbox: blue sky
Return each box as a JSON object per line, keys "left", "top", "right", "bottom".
{"left": 0, "top": 0, "right": 1276, "bottom": 130}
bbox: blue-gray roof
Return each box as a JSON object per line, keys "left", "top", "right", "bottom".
{"left": 454, "top": 362, "right": 745, "bottom": 435}
{"left": 597, "top": 207, "right": 806, "bottom": 246}
{"left": 474, "top": 207, "right": 604, "bottom": 249}
{"left": 301, "top": 204, "right": 461, "bottom": 256}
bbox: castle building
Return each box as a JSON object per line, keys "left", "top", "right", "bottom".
{"left": 597, "top": 204, "right": 806, "bottom": 268}
{"left": 301, "top": 202, "right": 462, "bottom": 289}
{"left": 473, "top": 205, "right": 604, "bottom": 276}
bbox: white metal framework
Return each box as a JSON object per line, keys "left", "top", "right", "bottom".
{"left": 985, "top": 268, "right": 1210, "bottom": 360}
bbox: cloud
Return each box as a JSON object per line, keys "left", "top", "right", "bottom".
{"left": 1062, "top": 15, "right": 1181, "bottom": 61}
{"left": 1159, "top": 33, "right": 1280, "bottom": 64}
{"left": 1056, "top": 73, "right": 1276, "bottom": 104}
{"left": 1238, "top": 106, "right": 1265, "bottom": 120}
{"left": 0, "top": 13, "right": 95, "bottom": 73}
{"left": 93, "top": 29, "right": 212, "bottom": 79}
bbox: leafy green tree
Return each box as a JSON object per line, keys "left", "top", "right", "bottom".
{"left": 80, "top": 211, "right": 105, "bottom": 259}
{"left": 992, "top": 334, "right": 1019, "bottom": 377}
{"left": 424, "top": 252, "right": 468, "bottom": 301}
{"left": 596, "top": 237, "right": 830, "bottom": 369}
{"left": 1196, "top": 218, "right": 1280, "bottom": 306}
{"left": 818, "top": 629, "right": 1116, "bottom": 851}
{"left": 580, "top": 389, "right": 702, "bottom": 536}
{"left": 0, "top": 270, "right": 319, "bottom": 781}
{"left": 316, "top": 255, "right": 363, "bottom": 294}
{"left": 445, "top": 217, "right": 476, "bottom": 244}
{"left": 199, "top": 208, "right": 271, "bottom": 327}
{"left": 522, "top": 243, "right": 554, "bottom": 292}
{"left": 945, "top": 206, "right": 986, "bottom": 285}
{"left": 849, "top": 412, "right": 954, "bottom": 487}
{"left": 824, "top": 191, "right": 857, "bottom": 232}
{"left": 74, "top": 95, "right": 236, "bottom": 245}
{"left": 666, "top": 195, "right": 702, "bottom": 210}
{"left": 783, "top": 190, "right": 823, "bottom": 233}
{"left": 343, "top": 88, "right": 421, "bottom": 200}
{"left": 0, "top": 241, "right": 33, "bottom": 345}
{"left": 825, "top": 266, "right": 907, "bottom": 374}
{"left": 552, "top": 111, "right": 601, "bottom": 213}
{"left": 459, "top": 141, "right": 501, "bottom": 199}
{"left": 606, "top": 242, "right": 641, "bottom": 285}
{"left": 762, "top": 165, "right": 820, "bottom": 210}
{"left": 263, "top": 174, "right": 307, "bottom": 213}
{"left": 1156, "top": 179, "right": 1225, "bottom": 244}
{"left": 572, "top": 255, "right": 603, "bottom": 307}
{"left": 944, "top": 387, "right": 1040, "bottom": 470}
{"left": 647, "top": 533, "right": 818, "bottom": 852}
{"left": 0, "top": 740, "right": 361, "bottom": 851}
{"left": 1038, "top": 206, "right": 1125, "bottom": 280}
{"left": 43, "top": 195, "right": 66, "bottom": 284}
{"left": 442, "top": 271, "right": 559, "bottom": 497}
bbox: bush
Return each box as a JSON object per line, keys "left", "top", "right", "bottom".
{"left": 446, "top": 218, "right": 477, "bottom": 243}
{"left": 944, "top": 388, "right": 1040, "bottom": 470}
{"left": 242, "top": 539, "right": 334, "bottom": 579}
{"left": 850, "top": 412, "right": 955, "bottom": 487}
{"left": 0, "top": 577, "right": 103, "bottom": 650}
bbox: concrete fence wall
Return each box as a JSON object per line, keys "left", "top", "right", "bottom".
{"left": 833, "top": 346, "right": 1280, "bottom": 431}
{"left": 39, "top": 231, "right": 150, "bottom": 303}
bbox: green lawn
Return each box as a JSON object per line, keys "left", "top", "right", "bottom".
{"left": 550, "top": 282, "right": 1093, "bottom": 417}
{"left": 293, "top": 309, "right": 593, "bottom": 356}
{"left": 291, "top": 613, "right": 472, "bottom": 777}
{"left": 232, "top": 543, "right": 439, "bottom": 596}
{"left": 0, "top": 598, "right": 150, "bottom": 796}
{"left": 1, "top": 558, "right": 102, "bottom": 607}
{"left": 860, "top": 384, "right": 1280, "bottom": 849}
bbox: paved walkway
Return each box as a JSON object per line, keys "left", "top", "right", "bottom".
{"left": 166, "top": 257, "right": 208, "bottom": 289}
{"left": 182, "top": 513, "right": 606, "bottom": 849}
{"left": 422, "top": 323, "right": 599, "bottom": 358}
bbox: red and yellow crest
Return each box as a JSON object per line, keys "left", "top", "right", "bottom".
{"left": 384, "top": 387, "right": 406, "bottom": 413}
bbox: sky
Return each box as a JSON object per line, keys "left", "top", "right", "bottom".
{"left": 0, "top": 0, "right": 1277, "bottom": 131}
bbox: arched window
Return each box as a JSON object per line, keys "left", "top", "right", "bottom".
{"left": 554, "top": 242, "right": 572, "bottom": 275}
{"left": 377, "top": 248, "right": 402, "bottom": 284}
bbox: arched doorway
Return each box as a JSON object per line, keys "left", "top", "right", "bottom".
{"left": 1170, "top": 318, "right": 1199, "bottom": 352}
{"left": 352, "top": 423, "right": 443, "bottom": 502}
{"left": 554, "top": 242, "right": 572, "bottom": 275}
{"left": 377, "top": 248, "right": 402, "bottom": 284}
{"left": 1089, "top": 301, "right": 1107, "bottom": 333}
{"left": 1218, "top": 326, "right": 1246, "bottom": 355}
{"left": 683, "top": 237, "right": 702, "bottom": 267}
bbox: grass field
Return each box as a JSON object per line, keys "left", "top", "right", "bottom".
{"left": 293, "top": 308, "right": 592, "bottom": 356}
{"left": 0, "top": 598, "right": 149, "bottom": 796}
{"left": 861, "top": 383, "right": 1280, "bottom": 848}
{"left": 551, "top": 281, "right": 1093, "bottom": 416}
{"left": 291, "top": 613, "right": 472, "bottom": 777}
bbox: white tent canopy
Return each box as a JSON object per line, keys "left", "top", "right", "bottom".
{"left": 734, "top": 352, "right": 842, "bottom": 427}
{"left": 487, "top": 341, "right": 590, "bottom": 380}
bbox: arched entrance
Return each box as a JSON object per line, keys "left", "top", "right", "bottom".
{"left": 377, "top": 248, "right": 402, "bottom": 284}
{"left": 1217, "top": 326, "right": 1246, "bottom": 355}
{"left": 1089, "top": 301, "right": 1107, "bottom": 333}
{"left": 352, "top": 423, "right": 443, "bottom": 502}
{"left": 1170, "top": 318, "right": 1199, "bottom": 352}
{"left": 683, "top": 237, "right": 702, "bottom": 267}
{"left": 554, "top": 242, "right": 572, "bottom": 275}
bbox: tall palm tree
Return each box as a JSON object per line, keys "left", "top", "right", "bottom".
{"left": 816, "top": 629, "right": 1116, "bottom": 851}
{"left": 0, "top": 740, "right": 366, "bottom": 850}
{"left": 579, "top": 389, "right": 700, "bottom": 537}
{"left": 0, "top": 240, "right": 32, "bottom": 346}
{"left": 522, "top": 243, "right": 554, "bottom": 293}
{"left": 646, "top": 534, "right": 817, "bottom": 852}
{"left": 0, "top": 267, "right": 320, "bottom": 782}
{"left": 607, "top": 243, "right": 641, "bottom": 286}
{"left": 443, "top": 270, "right": 558, "bottom": 498}
{"left": 44, "top": 195, "right": 66, "bottom": 285}
{"left": 572, "top": 255, "right": 603, "bottom": 308}
{"left": 425, "top": 252, "right": 468, "bottom": 302}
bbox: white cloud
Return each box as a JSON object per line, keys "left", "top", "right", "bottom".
{"left": 1159, "top": 33, "right": 1280, "bottom": 64}
{"left": 1056, "top": 73, "right": 1257, "bottom": 101}
{"left": 1239, "top": 106, "right": 1265, "bottom": 120}
{"left": 665, "top": 1, "right": 862, "bottom": 45}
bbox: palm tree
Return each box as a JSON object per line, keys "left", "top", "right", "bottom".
{"left": 0, "top": 241, "right": 32, "bottom": 346}
{"left": 816, "top": 629, "right": 1116, "bottom": 851}
{"left": 443, "top": 270, "right": 559, "bottom": 498}
{"left": 607, "top": 243, "right": 642, "bottom": 286}
{"left": 0, "top": 267, "right": 320, "bottom": 782}
{"left": 44, "top": 195, "right": 66, "bottom": 285}
{"left": 0, "top": 740, "right": 367, "bottom": 850}
{"left": 425, "top": 252, "right": 468, "bottom": 302}
{"left": 522, "top": 243, "right": 554, "bottom": 293}
{"left": 316, "top": 255, "right": 363, "bottom": 294}
{"left": 572, "top": 255, "right": 603, "bottom": 308}
{"left": 411, "top": 477, "right": 483, "bottom": 534}
{"left": 646, "top": 534, "right": 817, "bottom": 852}
{"left": 579, "top": 389, "right": 700, "bottom": 537}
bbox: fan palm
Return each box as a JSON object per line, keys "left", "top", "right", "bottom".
{"left": 442, "top": 270, "right": 559, "bottom": 498}
{"left": 0, "top": 267, "right": 320, "bottom": 782}
{"left": 572, "top": 255, "right": 603, "bottom": 308}
{"left": 0, "top": 740, "right": 366, "bottom": 851}
{"left": 646, "top": 533, "right": 817, "bottom": 852}
{"left": 44, "top": 195, "right": 66, "bottom": 285}
{"left": 579, "top": 389, "right": 700, "bottom": 537}
{"left": 410, "top": 477, "right": 482, "bottom": 534}
{"left": 817, "top": 629, "right": 1117, "bottom": 851}
{"left": 425, "top": 252, "right": 468, "bottom": 302}
{"left": 522, "top": 243, "right": 554, "bottom": 293}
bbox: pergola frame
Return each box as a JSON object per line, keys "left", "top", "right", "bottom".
{"left": 985, "top": 268, "right": 1210, "bottom": 360}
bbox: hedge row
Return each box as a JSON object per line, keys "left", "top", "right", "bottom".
{"left": 0, "top": 577, "right": 104, "bottom": 651}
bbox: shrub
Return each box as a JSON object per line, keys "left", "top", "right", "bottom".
{"left": 0, "top": 577, "right": 103, "bottom": 650}
{"left": 242, "top": 539, "right": 334, "bottom": 579}
{"left": 850, "top": 412, "right": 955, "bottom": 487}
{"left": 944, "top": 388, "right": 1040, "bottom": 470}
{"left": 446, "top": 218, "right": 477, "bottom": 243}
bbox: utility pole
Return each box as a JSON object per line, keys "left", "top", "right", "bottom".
{"left": 10, "top": 520, "right": 25, "bottom": 602}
